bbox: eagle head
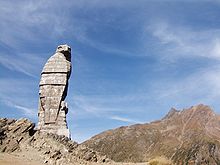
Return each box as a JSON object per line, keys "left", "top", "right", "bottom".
{"left": 56, "top": 44, "right": 71, "bottom": 61}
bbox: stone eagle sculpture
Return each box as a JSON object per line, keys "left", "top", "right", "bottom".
{"left": 37, "top": 44, "right": 71, "bottom": 138}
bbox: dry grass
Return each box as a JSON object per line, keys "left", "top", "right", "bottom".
{"left": 148, "top": 156, "right": 173, "bottom": 165}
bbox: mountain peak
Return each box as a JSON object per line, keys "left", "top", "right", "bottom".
{"left": 163, "top": 107, "right": 179, "bottom": 120}
{"left": 163, "top": 104, "right": 214, "bottom": 121}
{"left": 190, "top": 103, "right": 211, "bottom": 109}
{"left": 182, "top": 104, "right": 215, "bottom": 119}
{"left": 84, "top": 104, "right": 220, "bottom": 163}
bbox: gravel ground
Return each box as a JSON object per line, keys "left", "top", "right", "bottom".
{"left": 0, "top": 153, "right": 149, "bottom": 165}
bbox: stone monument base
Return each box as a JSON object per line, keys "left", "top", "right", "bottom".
{"left": 38, "top": 126, "right": 70, "bottom": 138}
{"left": 37, "top": 106, "right": 70, "bottom": 138}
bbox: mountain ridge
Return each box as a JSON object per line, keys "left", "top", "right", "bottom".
{"left": 83, "top": 104, "right": 220, "bottom": 164}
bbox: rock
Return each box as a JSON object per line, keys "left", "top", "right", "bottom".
{"left": 50, "top": 150, "right": 61, "bottom": 159}
{"left": 37, "top": 44, "right": 72, "bottom": 138}
{"left": 0, "top": 118, "right": 35, "bottom": 153}
{"left": 0, "top": 118, "right": 111, "bottom": 164}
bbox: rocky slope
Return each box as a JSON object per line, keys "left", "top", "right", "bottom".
{"left": 83, "top": 104, "right": 220, "bottom": 164}
{"left": 0, "top": 118, "right": 110, "bottom": 165}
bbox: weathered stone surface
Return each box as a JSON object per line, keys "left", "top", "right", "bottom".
{"left": 0, "top": 118, "right": 110, "bottom": 164}
{"left": 37, "top": 44, "right": 71, "bottom": 138}
{"left": 0, "top": 118, "right": 35, "bottom": 153}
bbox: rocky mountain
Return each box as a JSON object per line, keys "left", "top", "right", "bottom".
{"left": 83, "top": 104, "right": 220, "bottom": 164}
{"left": 0, "top": 118, "right": 110, "bottom": 165}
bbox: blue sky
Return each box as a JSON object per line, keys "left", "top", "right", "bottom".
{"left": 1, "top": 0, "right": 220, "bottom": 142}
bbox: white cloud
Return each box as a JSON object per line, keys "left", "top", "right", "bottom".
{"left": 71, "top": 95, "right": 122, "bottom": 117}
{"left": 138, "top": 21, "right": 220, "bottom": 111}
{"left": 149, "top": 65, "right": 220, "bottom": 111}
{"left": 0, "top": 0, "right": 144, "bottom": 59}
{"left": 110, "top": 115, "right": 144, "bottom": 124}
{"left": 0, "top": 78, "right": 38, "bottom": 119}
{"left": 68, "top": 93, "right": 152, "bottom": 122}
{"left": 147, "top": 22, "right": 220, "bottom": 61}
{"left": 0, "top": 1, "right": 65, "bottom": 76}
{"left": 211, "top": 39, "right": 220, "bottom": 58}
{"left": 0, "top": 53, "right": 44, "bottom": 77}
{"left": 12, "top": 104, "right": 36, "bottom": 118}
{"left": 1, "top": 98, "right": 36, "bottom": 119}
{"left": 0, "top": 1, "right": 65, "bottom": 45}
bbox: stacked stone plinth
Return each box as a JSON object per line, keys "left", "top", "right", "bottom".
{"left": 37, "top": 44, "right": 71, "bottom": 138}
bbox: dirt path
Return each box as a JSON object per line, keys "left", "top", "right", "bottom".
{"left": 0, "top": 153, "right": 149, "bottom": 165}
{"left": 0, "top": 153, "right": 43, "bottom": 165}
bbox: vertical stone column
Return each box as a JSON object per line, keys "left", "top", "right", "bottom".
{"left": 37, "top": 44, "right": 71, "bottom": 138}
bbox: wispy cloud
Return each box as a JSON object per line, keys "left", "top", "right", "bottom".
{"left": 0, "top": 0, "right": 146, "bottom": 64}
{"left": 0, "top": 1, "right": 61, "bottom": 77}
{"left": 14, "top": 104, "right": 36, "bottom": 117}
{"left": 148, "top": 65, "right": 220, "bottom": 111}
{"left": 0, "top": 52, "right": 44, "bottom": 78}
{"left": 110, "top": 115, "right": 144, "bottom": 124}
{"left": 147, "top": 22, "right": 220, "bottom": 61}
{"left": 145, "top": 24, "right": 220, "bottom": 104}
{"left": 0, "top": 1, "right": 70, "bottom": 45}
{"left": 71, "top": 95, "right": 122, "bottom": 117}
{"left": 0, "top": 78, "right": 38, "bottom": 119}
{"left": 1, "top": 98, "right": 36, "bottom": 118}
